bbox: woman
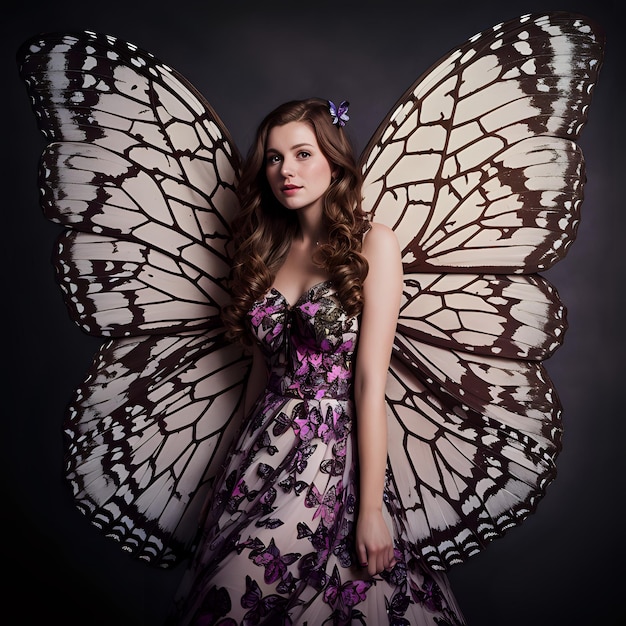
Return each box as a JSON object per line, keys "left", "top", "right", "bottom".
{"left": 169, "top": 98, "right": 465, "bottom": 625}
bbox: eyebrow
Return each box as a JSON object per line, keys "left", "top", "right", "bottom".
{"left": 265, "top": 142, "right": 315, "bottom": 154}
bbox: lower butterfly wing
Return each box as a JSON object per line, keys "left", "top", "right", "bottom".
{"left": 17, "top": 32, "right": 246, "bottom": 565}
{"left": 385, "top": 273, "right": 563, "bottom": 569}
{"left": 385, "top": 356, "right": 558, "bottom": 569}
{"left": 358, "top": 13, "right": 604, "bottom": 569}
{"left": 65, "top": 331, "right": 250, "bottom": 566}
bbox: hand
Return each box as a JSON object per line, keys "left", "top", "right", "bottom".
{"left": 355, "top": 508, "right": 397, "bottom": 577}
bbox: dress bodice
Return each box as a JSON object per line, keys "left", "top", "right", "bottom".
{"left": 247, "top": 281, "right": 359, "bottom": 401}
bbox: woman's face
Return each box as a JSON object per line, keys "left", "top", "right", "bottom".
{"left": 265, "top": 121, "right": 334, "bottom": 215}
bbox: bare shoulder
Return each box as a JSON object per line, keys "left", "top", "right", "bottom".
{"left": 356, "top": 222, "right": 402, "bottom": 390}
{"left": 361, "top": 222, "right": 402, "bottom": 292}
{"left": 362, "top": 222, "right": 400, "bottom": 259}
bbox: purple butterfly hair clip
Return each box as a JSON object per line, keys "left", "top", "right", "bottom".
{"left": 328, "top": 100, "right": 350, "bottom": 127}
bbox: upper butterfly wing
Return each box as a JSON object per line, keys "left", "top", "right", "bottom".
{"left": 18, "top": 31, "right": 240, "bottom": 334}
{"left": 17, "top": 32, "right": 250, "bottom": 566}
{"left": 359, "top": 13, "right": 604, "bottom": 569}
{"left": 362, "top": 12, "right": 603, "bottom": 273}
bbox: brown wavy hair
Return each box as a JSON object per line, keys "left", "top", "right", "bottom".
{"left": 222, "top": 98, "right": 370, "bottom": 345}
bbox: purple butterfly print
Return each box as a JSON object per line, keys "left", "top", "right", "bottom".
{"left": 297, "top": 521, "right": 313, "bottom": 539}
{"left": 240, "top": 575, "right": 289, "bottom": 625}
{"left": 250, "top": 430, "right": 278, "bottom": 457}
{"left": 320, "top": 457, "right": 345, "bottom": 476}
{"left": 272, "top": 411, "right": 292, "bottom": 436}
{"left": 380, "top": 548, "right": 406, "bottom": 586}
{"left": 293, "top": 405, "right": 327, "bottom": 442}
{"left": 248, "top": 486, "right": 278, "bottom": 522}
{"left": 237, "top": 536, "right": 265, "bottom": 555}
{"left": 385, "top": 586, "right": 412, "bottom": 626}
{"left": 292, "top": 442, "right": 316, "bottom": 474}
{"left": 308, "top": 523, "right": 332, "bottom": 562}
{"left": 276, "top": 570, "right": 297, "bottom": 595}
{"left": 259, "top": 486, "right": 277, "bottom": 507}
{"left": 332, "top": 535, "right": 354, "bottom": 568}
{"left": 256, "top": 463, "right": 273, "bottom": 479}
{"left": 250, "top": 302, "right": 280, "bottom": 328}
{"left": 332, "top": 408, "right": 351, "bottom": 443}
{"left": 251, "top": 538, "right": 300, "bottom": 584}
{"left": 299, "top": 301, "right": 321, "bottom": 316}
{"left": 305, "top": 482, "right": 343, "bottom": 526}
{"left": 323, "top": 565, "right": 371, "bottom": 615}
{"left": 223, "top": 475, "right": 258, "bottom": 514}
{"left": 327, "top": 363, "right": 349, "bottom": 383}
{"left": 320, "top": 435, "right": 348, "bottom": 476}
{"left": 256, "top": 517, "right": 283, "bottom": 530}
{"left": 297, "top": 552, "right": 328, "bottom": 591}
{"left": 278, "top": 472, "right": 308, "bottom": 495}
{"left": 328, "top": 100, "right": 350, "bottom": 127}
{"left": 410, "top": 574, "right": 445, "bottom": 612}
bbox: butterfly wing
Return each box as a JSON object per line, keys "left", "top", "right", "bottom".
{"left": 17, "top": 32, "right": 249, "bottom": 566}
{"left": 359, "top": 13, "right": 604, "bottom": 569}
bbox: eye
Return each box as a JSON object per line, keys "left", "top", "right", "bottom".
{"left": 298, "top": 151, "right": 311, "bottom": 159}
{"left": 266, "top": 154, "right": 281, "bottom": 165}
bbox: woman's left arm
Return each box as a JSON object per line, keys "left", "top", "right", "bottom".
{"left": 353, "top": 222, "right": 403, "bottom": 577}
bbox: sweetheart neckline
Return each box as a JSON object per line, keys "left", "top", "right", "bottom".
{"left": 269, "top": 280, "right": 332, "bottom": 308}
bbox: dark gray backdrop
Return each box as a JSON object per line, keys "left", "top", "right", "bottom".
{"left": 3, "top": 1, "right": 623, "bottom": 624}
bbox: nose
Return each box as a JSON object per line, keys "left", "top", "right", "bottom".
{"left": 281, "top": 159, "right": 295, "bottom": 178}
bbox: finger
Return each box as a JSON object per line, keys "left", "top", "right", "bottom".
{"left": 367, "top": 551, "right": 381, "bottom": 577}
{"left": 370, "top": 552, "right": 385, "bottom": 574}
{"left": 357, "top": 543, "right": 368, "bottom": 569}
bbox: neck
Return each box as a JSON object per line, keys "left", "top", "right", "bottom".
{"left": 295, "top": 206, "right": 326, "bottom": 247}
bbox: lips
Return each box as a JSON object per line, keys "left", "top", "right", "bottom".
{"left": 281, "top": 184, "right": 301, "bottom": 195}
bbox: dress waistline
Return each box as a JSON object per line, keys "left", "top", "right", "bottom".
{"left": 267, "top": 385, "right": 351, "bottom": 402}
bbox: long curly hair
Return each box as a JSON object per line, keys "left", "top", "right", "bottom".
{"left": 222, "top": 98, "right": 370, "bottom": 345}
